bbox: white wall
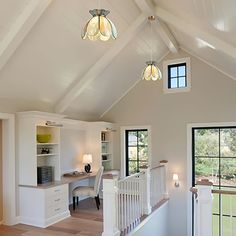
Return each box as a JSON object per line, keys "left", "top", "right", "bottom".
{"left": 102, "top": 50, "right": 236, "bottom": 236}
{"left": 0, "top": 120, "right": 2, "bottom": 222}
{"left": 130, "top": 201, "right": 168, "bottom": 236}
{"left": 60, "top": 128, "right": 91, "bottom": 203}
{"left": 60, "top": 128, "right": 86, "bottom": 173}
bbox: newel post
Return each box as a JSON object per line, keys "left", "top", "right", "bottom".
{"left": 160, "top": 160, "right": 169, "bottom": 199}
{"left": 102, "top": 177, "right": 120, "bottom": 236}
{"left": 140, "top": 167, "right": 152, "bottom": 215}
{"left": 196, "top": 179, "right": 213, "bottom": 236}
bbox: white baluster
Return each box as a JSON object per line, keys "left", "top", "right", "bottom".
{"left": 230, "top": 195, "right": 233, "bottom": 236}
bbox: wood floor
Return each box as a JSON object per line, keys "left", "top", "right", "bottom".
{"left": 0, "top": 198, "right": 103, "bottom": 236}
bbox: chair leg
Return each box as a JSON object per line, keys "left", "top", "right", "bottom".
{"left": 95, "top": 196, "right": 99, "bottom": 210}
{"left": 97, "top": 194, "right": 100, "bottom": 206}
{"left": 77, "top": 197, "right": 79, "bottom": 206}
{"left": 73, "top": 197, "right": 76, "bottom": 210}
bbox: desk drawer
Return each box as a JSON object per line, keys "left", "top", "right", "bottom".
{"left": 46, "top": 184, "right": 68, "bottom": 197}
{"left": 45, "top": 184, "right": 68, "bottom": 218}
{"left": 46, "top": 198, "right": 67, "bottom": 218}
{"left": 46, "top": 193, "right": 67, "bottom": 207}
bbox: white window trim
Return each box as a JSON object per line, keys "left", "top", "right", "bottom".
{"left": 120, "top": 126, "right": 152, "bottom": 178}
{"left": 186, "top": 121, "right": 236, "bottom": 236}
{"left": 163, "top": 57, "right": 191, "bottom": 94}
{"left": 0, "top": 113, "right": 16, "bottom": 225}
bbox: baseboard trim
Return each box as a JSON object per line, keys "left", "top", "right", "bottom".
{"left": 1, "top": 216, "right": 19, "bottom": 226}
{"left": 19, "top": 211, "right": 71, "bottom": 228}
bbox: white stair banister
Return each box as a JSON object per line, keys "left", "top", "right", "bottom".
{"left": 102, "top": 177, "right": 120, "bottom": 236}
{"left": 196, "top": 179, "right": 213, "bottom": 236}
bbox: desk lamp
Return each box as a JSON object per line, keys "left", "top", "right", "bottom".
{"left": 83, "top": 154, "right": 93, "bottom": 173}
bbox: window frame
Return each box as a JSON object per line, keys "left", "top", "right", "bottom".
{"left": 187, "top": 122, "right": 236, "bottom": 236}
{"left": 125, "top": 129, "right": 148, "bottom": 176}
{"left": 192, "top": 126, "right": 236, "bottom": 236}
{"left": 120, "top": 126, "right": 152, "bottom": 178}
{"left": 163, "top": 57, "right": 191, "bottom": 94}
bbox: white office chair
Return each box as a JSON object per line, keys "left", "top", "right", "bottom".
{"left": 72, "top": 166, "right": 104, "bottom": 210}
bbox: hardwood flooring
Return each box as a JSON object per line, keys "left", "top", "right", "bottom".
{"left": 0, "top": 198, "right": 103, "bottom": 236}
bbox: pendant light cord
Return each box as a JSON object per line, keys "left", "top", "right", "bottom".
{"left": 150, "top": 19, "right": 153, "bottom": 62}
{"left": 98, "top": 0, "right": 101, "bottom": 9}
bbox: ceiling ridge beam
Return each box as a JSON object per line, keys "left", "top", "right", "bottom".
{"left": 155, "top": 7, "right": 236, "bottom": 60}
{"left": 0, "top": 0, "right": 52, "bottom": 71}
{"left": 134, "top": 0, "right": 179, "bottom": 53}
{"left": 54, "top": 14, "right": 146, "bottom": 114}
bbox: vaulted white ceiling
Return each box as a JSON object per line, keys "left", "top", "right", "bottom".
{"left": 0, "top": 0, "right": 235, "bottom": 120}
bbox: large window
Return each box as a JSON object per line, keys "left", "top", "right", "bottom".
{"left": 192, "top": 127, "right": 236, "bottom": 236}
{"left": 125, "top": 129, "right": 148, "bottom": 176}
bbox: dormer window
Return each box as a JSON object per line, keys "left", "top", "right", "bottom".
{"left": 168, "top": 63, "right": 187, "bottom": 89}
{"left": 163, "top": 57, "right": 191, "bottom": 93}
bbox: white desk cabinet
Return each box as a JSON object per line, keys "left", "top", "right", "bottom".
{"left": 19, "top": 184, "right": 70, "bottom": 228}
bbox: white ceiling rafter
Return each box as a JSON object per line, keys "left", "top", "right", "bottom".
{"left": 134, "top": 0, "right": 179, "bottom": 53}
{"left": 0, "top": 0, "right": 52, "bottom": 71}
{"left": 155, "top": 7, "right": 236, "bottom": 60}
{"left": 181, "top": 47, "right": 236, "bottom": 81}
{"left": 54, "top": 14, "right": 146, "bottom": 114}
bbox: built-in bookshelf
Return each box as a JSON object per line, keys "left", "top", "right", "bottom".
{"left": 101, "top": 131, "right": 113, "bottom": 171}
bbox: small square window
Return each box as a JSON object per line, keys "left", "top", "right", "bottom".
{"left": 168, "top": 63, "right": 187, "bottom": 89}
{"left": 163, "top": 57, "right": 191, "bottom": 94}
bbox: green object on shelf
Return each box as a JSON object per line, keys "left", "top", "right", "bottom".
{"left": 37, "top": 134, "right": 51, "bottom": 143}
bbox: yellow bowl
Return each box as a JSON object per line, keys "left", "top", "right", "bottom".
{"left": 37, "top": 134, "right": 51, "bottom": 143}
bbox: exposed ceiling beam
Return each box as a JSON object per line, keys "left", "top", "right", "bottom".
{"left": 155, "top": 7, "right": 236, "bottom": 60}
{"left": 154, "top": 20, "right": 179, "bottom": 53}
{"left": 54, "top": 14, "right": 146, "bottom": 114}
{"left": 134, "top": 0, "right": 155, "bottom": 16}
{"left": 134, "top": 0, "right": 179, "bottom": 53}
{"left": 0, "top": 0, "right": 52, "bottom": 71}
{"left": 181, "top": 47, "right": 236, "bottom": 81}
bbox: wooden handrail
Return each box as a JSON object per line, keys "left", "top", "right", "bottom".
{"left": 148, "top": 160, "right": 168, "bottom": 171}
{"left": 212, "top": 189, "right": 236, "bottom": 195}
{"left": 150, "top": 165, "right": 165, "bottom": 170}
{"left": 160, "top": 160, "right": 168, "bottom": 164}
{"left": 190, "top": 187, "right": 236, "bottom": 196}
{"left": 119, "top": 172, "right": 144, "bottom": 182}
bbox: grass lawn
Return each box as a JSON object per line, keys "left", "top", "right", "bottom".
{"left": 212, "top": 193, "right": 236, "bottom": 236}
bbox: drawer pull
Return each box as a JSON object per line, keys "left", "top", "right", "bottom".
{"left": 54, "top": 198, "right": 61, "bottom": 202}
{"left": 54, "top": 189, "right": 60, "bottom": 192}
{"left": 55, "top": 208, "right": 61, "bottom": 211}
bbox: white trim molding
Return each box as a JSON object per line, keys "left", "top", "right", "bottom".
{"left": 186, "top": 121, "right": 236, "bottom": 236}
{"left": 163, "top": 57, "right": 191, "bottom": 94}
{"left": 120, "top": 125, "right": 152, "bottom": 178}
{"left": 0, "top": 113, "right": 16, "bottom": 225}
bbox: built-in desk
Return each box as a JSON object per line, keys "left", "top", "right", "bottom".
{"left": 19, "top": 172, "right": 96, "bottom": 228}
{"left": 19, "top": 170, "right": 119, "bottom": 228}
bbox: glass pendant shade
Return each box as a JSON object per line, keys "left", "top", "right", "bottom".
{"left": 82, "top": 9, "right": 117, "bottom": 41}
{"left": 142, "top": 61, "right": 162, "bottom": 81}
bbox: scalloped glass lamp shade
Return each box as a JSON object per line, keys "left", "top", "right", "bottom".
{"left": 82, "top": 9, "right": 117, "bottom": 41}
{"left": 142, "top": 61, "right": 162, "bottom": 81}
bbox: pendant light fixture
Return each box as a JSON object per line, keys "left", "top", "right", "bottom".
{"left": 142, "top": 16, "right": 162, "bottom": 81}
{"left": 81, "top": 0, "right": 117, "bottom": 41}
